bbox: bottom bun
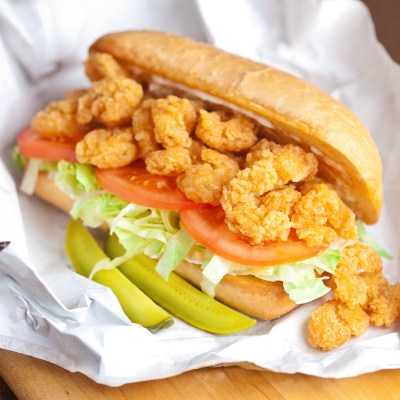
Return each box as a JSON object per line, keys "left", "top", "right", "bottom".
{"left": 34, "top": 172, "right": 298, "bottom": 320}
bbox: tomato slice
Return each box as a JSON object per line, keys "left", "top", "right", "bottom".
{"left": 96, "top": 162, "right": 212, "bottom": 211}
{"left": 17, "top": 128, "right": 82, "bottom": 162}
{"left": 180, "top": 207, "right": 324, "bottom": 266}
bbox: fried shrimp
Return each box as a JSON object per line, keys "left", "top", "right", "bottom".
{"left": 177, "top": 149, "right": 239, "bottom": 205}
{"left": 132, "top": 99, "right": 160, "bottom": 158}
{"left": 361, "top": 273, "right": 400, "bottom": 327}
{"left": 331, "top": 242, "right": 380, "bottom": 308}
{"left": 195, "top": 110, "right": 258, "bottom": 153}
{"left": 31, "top": 99, "right": 90, "bottom": 139}
{"left": 309, "top": 242, "right": 400, "bottom": 350}
{"left": 76, "top": 77, "right": 143, "bottom": 128}
{"left": 84, "top": 52, "right": 131, "bottom": 81}
{"left": 308, "top": 300, "right": 369, "bottom": 351}
{"left": 292, "top": 183, "right": 358, "bottom": 247}
{"left": 145, "top": 147, "right": 192, "bottom": 176}
{"left": 221, "top": 144, "right": 317, "bottom": 244}
{"left": 151, "top": 95, "right": 197, "bottom": 148}
{"left": 76, "top": 127, "right": 138, "bottom": 169}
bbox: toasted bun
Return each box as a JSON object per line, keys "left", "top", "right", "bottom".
{"left": 33, "top": 172, "right": 297, "bottom": 320}
{"left": 90, "top": 30, "right": 382, "bottom": 224}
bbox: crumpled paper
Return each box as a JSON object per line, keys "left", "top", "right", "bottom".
{"left": 0, "top": 0, "right": 399, "bottom": 386}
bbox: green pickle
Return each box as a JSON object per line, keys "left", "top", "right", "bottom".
{"left": 65, "top": 219, "right": 173, "bottom": 330}
{"left": 105, "top": 234, "right": 256, "bottom": 334}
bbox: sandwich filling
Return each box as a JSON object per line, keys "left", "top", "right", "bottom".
{"left": 17, "top": 51, "right": 400, "bottom": 351}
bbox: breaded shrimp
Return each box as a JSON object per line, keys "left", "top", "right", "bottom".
{"left": 308, "top": 300, "right": 369, "bottom": 350}
{"left": 308, "top": 300, "right": 352, "bottom": 351}
{"left": 292, "top": 183, "right": 358, "bottom": 247}
{"left": 145, "top": 147, "right": 192, "bottom": 176}
{"left": 333, "top": 242, "right": 381, "bottom": 308}
{"left": 132, "top": 99, "right": 160, "bottom": 158}
{"left": 195, "top": 110, "right": 258, "bottom": 153}
{"left": 76, "top": 77, "right": 143, "bottom": 128}
{"left": 221, "top": 144, "right": 316, "bottom": 244}
{"left": 361, "top": 273, "right": 400, "bottom": 327}
{"left": 177, "top": 149, "right": 239, "bottom": 205}
{"left": 151, "top": 95, "right": 197, "bottom": 148}
{"left": 31, "top": 99, "right": 90, "bottom": 138}
{"left": 75, "top": 127, "right": 138, "bottom": 169}
{"left": 245, "top": 138, "right": 281, "bottom": 167}
{"left": 309, "top": 243, "right": 400, "bottom": 350}
{"left": 84, "top": 52, "right": 130, "bottom": 81}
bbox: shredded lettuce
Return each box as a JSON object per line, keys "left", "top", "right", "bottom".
{"left": 201, "top": 248, "right": 342, "bottom": 304}
{"left": 357, "top": 221, "right": 393, "bottom": 260}
{"left": 71, "top": 192, "right": 187, "bottom": 275}
{"left": 54, "top": 161, "right": 99, "bottom": 198}
{"left": 155, "top": 228, "right": 195, "bottom": 280}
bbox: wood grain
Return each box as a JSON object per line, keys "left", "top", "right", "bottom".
{"left": 1, "top": 349, "right": 400, "bottom": 400}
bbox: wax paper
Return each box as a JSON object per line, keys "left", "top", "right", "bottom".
{"left": 0, "top": 0, "right": 400, "bottom": 386}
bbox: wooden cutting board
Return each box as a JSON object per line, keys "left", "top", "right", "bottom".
{"left": 1, "top": 349, "right": 400, "bottom": 400}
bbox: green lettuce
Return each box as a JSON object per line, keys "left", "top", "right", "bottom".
{"left": 201, "top": 248, "right": 342, "bottom": 304}
{"left": 54, "top": 161, "right": 99, "bottom": 198}
{"left": 357, "top": 221, "right": 393, "bottom": 260}
{"left": 71, "top": 191, "right": 193, "bottom": 277}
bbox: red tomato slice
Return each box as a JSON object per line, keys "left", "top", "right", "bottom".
{"left": 17, "top": 128, "right": 82, "bottom": 162}
{"left": 180, "top": 207, "right": 324, "bottom": 266}
{"left": 96, "top": 162, "right": 213, "bottom": 211}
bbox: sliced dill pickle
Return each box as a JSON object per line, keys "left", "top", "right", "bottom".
{"left": 65, "top": 219, "right": 173, "bottom": 330}
{"left": 105, "top": 234, "right": 256, "bottom": 334}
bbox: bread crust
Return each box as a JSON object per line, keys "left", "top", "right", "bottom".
{"left": 91, "top": 30, "right": 382, "bottom": 224}
{"left": 34, "top": 172, "right": 297, "bottom": 320}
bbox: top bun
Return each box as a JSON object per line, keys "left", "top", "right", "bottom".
{"left": 91, "top": 30, "right": 382, "bottom": 223}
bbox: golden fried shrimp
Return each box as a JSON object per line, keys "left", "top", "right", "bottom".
{"left": 151, "top": 95, "right": 197, "bottom": 148}
{"left": 132, "top": 99, "right": 160, "bottom": 158}
{"left": 76, "top": 77, "right": 143, "bottom": 128}
{"left": 292, "top": 183, "right": 357, "bottom": 247}
{"left": 245, "top": 138, "right": 281, "bottom": 167}
{"left": 145, "top": 147, "right": 192, "bottom": 176}
{"left": 361, "top": 273, "right": 400, "bottom": 327}
{"left": 336, "top": 302, "right": 370, "bottom": 337}
{"left": 261, "top": 186, "right": 301, "bottom": 216}
{"left": 308, "top": 300, "right": 352, "bottom": 351}
{"left": 195, "top": 110, "right": 258, "bottom": 153}
{"left": 332, "top": 242, "right": 381, "bottom": 308}
{"left": 84, "top": 52, "right": 130, "bottom": 81}
{"left": 308, "top": 300, "right": 369, "bottom": 351}
{"left": 177, "top": 149, "right": 239, "bottom": 205}
{"left": 75, "top": 127, "right": 138, "bottom": 169}
{"left": 31, "top": 99, "right": 90, "bottom": 139}
{"left": 221, "top": 144, "right": 316, "bottom": 244}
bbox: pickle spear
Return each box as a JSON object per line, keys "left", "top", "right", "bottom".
{"left": 65, "top": 219, "right": 173, "bottom": 330}
{"left": 105, "top": 234, "right": 256, "bottom": 334}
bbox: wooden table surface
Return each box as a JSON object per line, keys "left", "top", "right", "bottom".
{"left": 1, "top": 348, "right": 400, "bottom": 400}
{"left": 1, "top": 1, "right": 400, "bottom": 399}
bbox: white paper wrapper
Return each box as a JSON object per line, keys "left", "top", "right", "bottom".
{"left": 1, "top": 0, "right": 400, "bottom": 386}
